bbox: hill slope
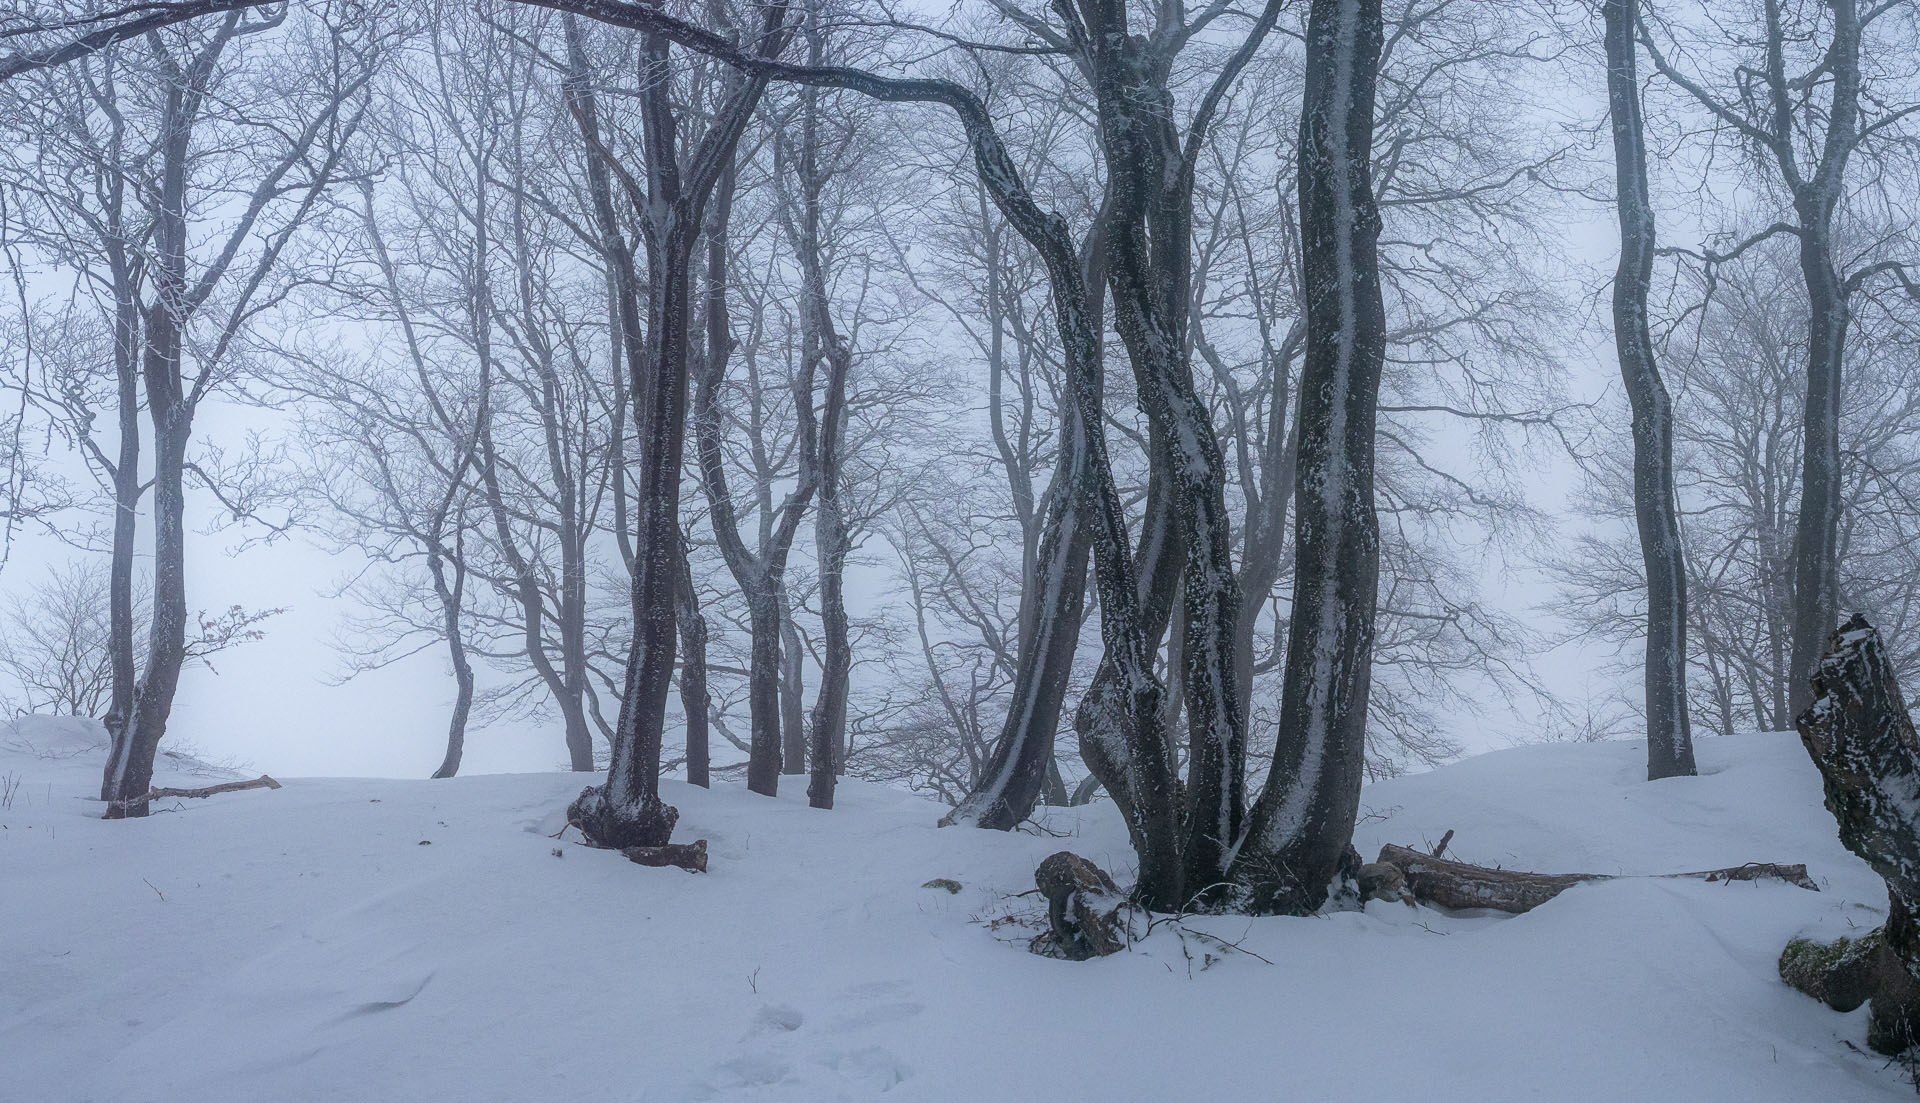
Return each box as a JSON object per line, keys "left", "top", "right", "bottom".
{"left": 0, "top": 719, "right": 1906, "bottom": 1101}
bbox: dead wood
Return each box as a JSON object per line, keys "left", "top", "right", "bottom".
{"left": 104, "top": 774, "right": 281, "bottom": 813}
{"left": 1031, "top": 851, "right": 1129, "bottom": 961}
{"left": 1375, "top": 843, "right": 1815, "bottom": 915}
{"left": 621, "top": 838, "right": 708, "bottom": 873}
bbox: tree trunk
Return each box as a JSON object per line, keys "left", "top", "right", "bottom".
{"left": 104, "top": 408, "right": 190, "bottom": 817}
{"left": 674, "top": 533, "right": 712, "bottom": 788}
{"left": 1604, "top": 0, "right": 1694, "bottom": 781}
{"left": 744, "top": 590, "right": 785, "bottom": 796}
{"left": 1778, "top": 0, "right": 1864, "bottom": 720}
{"left": 570, "top": 220, "right": 694, "bottom": 848}
{"left": 568, "top": 12, "right": 788, "bottom": 844}
{"left": 1787, "top": 227, "right": 1849, "bottom": 719}
{"left": 943, "top": 230, "right": 1105, "bottom": 830}
{"left": 779, "top": 587, "right": 807, "bottom": 775}
{"left": 103, "top": 74, "right": 196, "bottom": 814}
{"left": 1232, "top": 0, "right": 1387, "bottom": 914}
{"left": 98, "top": 289, "right": 141, "bottom": 802}
{"left": 427, "top": 543, "right": 474, "bottom": 779}
{"left": 1795, "top": 614, "right": 1920, "bottom": 1053}
{"left": 687, "top": 148, "right": 814, "bottom": 797}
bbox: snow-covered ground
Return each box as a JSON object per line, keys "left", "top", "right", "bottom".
{"left": 0, "top": 718, "right": 1907, "bottom": 1102}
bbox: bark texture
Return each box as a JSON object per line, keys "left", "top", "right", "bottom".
{"left": 1232, "top": 0, "right": 1387, "bottom": 914}
{"left": 1794, "top": 614, "right": 1920, "bottom": 1053}
{"left": 1031, "top": 851, "right": 1129, "bottom": 961}
{"left": 622, "top": 838, "right": 708, "bottom": 873}
{"left": 561, "top": 9, "right": 789, "bottom": 844}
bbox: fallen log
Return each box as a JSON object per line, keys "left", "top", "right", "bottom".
{"left": 621, "top": 839, "right": 708, "bottom": 873}
{"left": 104, "top": 774, "right": 281, "bottom": 813}
{"left": 1791, "top": 614, "right": 1920, "bottom": 1054}
{"left": 1375, "top": 843, "right": 1816, "bottom": 915}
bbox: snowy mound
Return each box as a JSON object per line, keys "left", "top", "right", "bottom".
{"left": 0, "top": 732, "right": 1907, "bottom": 1101}
{"left": 0, "top": 714, "right": 241, "bottom": 783}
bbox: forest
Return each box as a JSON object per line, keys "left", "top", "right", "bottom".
{"left": 3, "top": 0, "right": 1920, "bottom": 1099}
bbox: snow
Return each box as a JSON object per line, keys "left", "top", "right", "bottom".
{"left": 0, "top": 718, "right": 1909, "bottom": 1101}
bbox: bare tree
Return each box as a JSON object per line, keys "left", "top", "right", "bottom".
{"left": 1, "top": 6, "right": 386, "bottom": 815}
{"left": 1231, "top": 0, "right": 1387, "bottom": 914}
{"left": 559, "top": 4, "right": 791, "bottom": 847}
{"left": 1604, "top": 0, "right": 1693, "bottom": 780}
{"left": 1640, "top": 0, "right": 1920, "bottom": 714}
{"left": 0, "top": 558, "right": 276, "bottom": 720}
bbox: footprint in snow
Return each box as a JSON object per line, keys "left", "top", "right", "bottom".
{"left": 752, "top": 1004, "right": 805, "bottom": 1034}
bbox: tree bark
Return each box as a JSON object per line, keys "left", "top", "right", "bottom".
{"left": 688, "top": 149, "right": 815, "bottom": 797}
{"left": 564, "top": 10, "right": 788, "bottom": 846}
{"left": 426, "top": 540, "right": 475, "bottom": 779}
{"left": 779, "top": 587, "right": 807, "bottom": 775}
{"left": 673, "top": 533, "right": 712, "bottom": 788}
{"left": 622, "top": 838, "right": 708, "bottom": 873}
{"left": 773, "top": 37, "right": 854, "bottom": 811}
{"left": 1233, "top": 0, "right": 1387, "bottom": 914}
{"left": 98, "top": 286, "right": 142, "bottom": 801}
{"left": 1032, "top": 851, "right": 1129, "bottom": 960}
{"left": 1604, "top": 0, "right": 1694, "bottom": 781}
{"left": 1795, "top": 614, "right": 1920, "bottom": 1053}
{"left": 1787, "top": 223, "right": 1850, "bottom": 718}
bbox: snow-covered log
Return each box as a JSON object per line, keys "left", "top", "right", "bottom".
{"left": 1375, "top": 844, "right": 1815, "bottom": 914}
{"left": 1793, "top": 614, "right": 1920, "bottom": 1052}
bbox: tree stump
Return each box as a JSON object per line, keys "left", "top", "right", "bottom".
{"left": 1793, "top": 614, "right": 1920, "bottom": 1054}
{"left": 1031, "top": 852, "right": 1129, "bottom": 961}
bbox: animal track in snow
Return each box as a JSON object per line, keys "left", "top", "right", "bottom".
{"left": 752, "top": 1004, "right": 805, "bottom": 1033}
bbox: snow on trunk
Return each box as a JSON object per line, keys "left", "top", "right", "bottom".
{"left": 1232, "top": 0, "right": 1386, "bottom": 914}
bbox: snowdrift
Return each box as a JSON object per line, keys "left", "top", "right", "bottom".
{"left": 0, "top": 718, "right": 1907, "bottom": 1101}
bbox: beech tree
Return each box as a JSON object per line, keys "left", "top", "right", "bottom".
{"left": 1603, "top": 0, "right": 1693, "bottom": 780}
{"left": 0, "top": 5, "right": 386, "bottom": 815}
{"left": 1639, "top": 0, "right": 1920, "bottom": 713}
{"left": 559, "top": 3, "right": 791, "bottom": 847}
